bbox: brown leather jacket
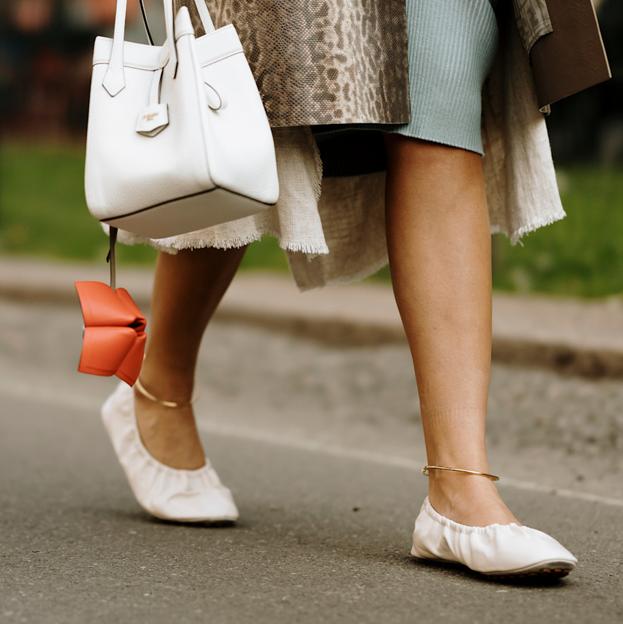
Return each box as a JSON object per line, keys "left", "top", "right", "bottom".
{"left": 514, "top": 0, "right": 611, "bottom": 109}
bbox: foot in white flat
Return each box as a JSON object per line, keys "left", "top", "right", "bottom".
{"left": 101, "top": 381, "right": 239, "bottom": 523}
{"left": 411, "top": 497, "right": 577, "bottom": 578}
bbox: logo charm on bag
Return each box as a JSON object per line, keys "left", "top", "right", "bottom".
{"left": 75, "top": 228, "right": 147, "bottom": 386}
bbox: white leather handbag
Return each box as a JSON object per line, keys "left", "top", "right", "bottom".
{"left": 84, "top": 0, "right": 279, "bottom": 241}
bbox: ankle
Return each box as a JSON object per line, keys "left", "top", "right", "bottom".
{"left": 138, "top": 364, "right": 195, "bottom": 403}
{"left": 424, "top": 450, "right": 490, "bottom": 474}
{"left": 428, "top": 471, "right": 496, "bottom": 495}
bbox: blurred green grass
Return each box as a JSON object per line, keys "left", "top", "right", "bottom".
{"left": 0, "top": 141, "right": 289, "bottom": 272}
{"left": 1, "top": 141, "right": 622, "bottom": 297}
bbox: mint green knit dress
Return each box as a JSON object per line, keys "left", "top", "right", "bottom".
{"left": 389, "top": 0, "right": 500, "bottom": 155}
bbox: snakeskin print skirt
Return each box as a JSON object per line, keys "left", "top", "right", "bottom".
{"left": 388, "top": 0, "right": 500, "bottom": 155}
{"left": 179, "top": 0, "right": 411, "bottom": 127}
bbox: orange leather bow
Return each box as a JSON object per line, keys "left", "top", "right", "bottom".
{"left": 75, "top": 280, "right": 147, "bottom": 386}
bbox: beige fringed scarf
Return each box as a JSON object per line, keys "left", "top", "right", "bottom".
{"left": 114, "top": 1, "right": 567, "bottom": 290}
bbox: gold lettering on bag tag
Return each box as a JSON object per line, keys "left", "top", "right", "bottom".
{"left": 135, "top": 102, "right": 169, "bottom": 137}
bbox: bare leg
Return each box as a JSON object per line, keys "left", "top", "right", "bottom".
{"left": 135, "top": 246, "right": 246, "bottom": 469}
{"left": 384, "top": 134, "right": 517, "bottom": 526}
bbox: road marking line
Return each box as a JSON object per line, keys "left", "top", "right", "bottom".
{"left": 3, "top": 378, "right": 623, "bottom": 508}
{"left": 197, "top": 421, "right": 623, "bottom": 508}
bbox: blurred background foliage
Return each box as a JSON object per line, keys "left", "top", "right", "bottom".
{"left": 0, "top": 0, "right": 621, "bottom": 297}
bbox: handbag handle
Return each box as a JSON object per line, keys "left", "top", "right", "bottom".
{"left": 103, "top": 0, "right": 216, "bottom": 96}
{"left": 138, "top": 0, "right": 216, "bottom": 44}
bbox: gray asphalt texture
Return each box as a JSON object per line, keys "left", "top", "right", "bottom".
{"left": 1, "top": 299, "right": 623, "bottom": 623}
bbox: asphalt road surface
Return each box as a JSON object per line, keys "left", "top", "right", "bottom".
{"left": 1, "top": 299, "right": 622, "bottom": 623}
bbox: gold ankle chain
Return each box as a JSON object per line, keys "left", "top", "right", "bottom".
{"left": 421, "top": 465, "right": 500, "bottom": 482}
{"left": 134, "top": 377, "right": 197, "bottom": 409}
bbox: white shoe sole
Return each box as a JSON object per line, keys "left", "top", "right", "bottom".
{"left": 411, "top": 552, "right": 576, "bottom": 579}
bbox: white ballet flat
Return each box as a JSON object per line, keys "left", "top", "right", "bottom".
{"left": 411, "top": 497, "right": 577, "bottom": 577}
{"left": 101, "top": 381, "right": 239, "bottom": 523}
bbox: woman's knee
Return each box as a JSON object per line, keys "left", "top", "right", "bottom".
{"left": 384, "top": 133, "right": 480, "bottom": 171}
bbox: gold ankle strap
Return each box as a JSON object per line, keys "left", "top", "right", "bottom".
{"left": 134, "top": 377, "right": 197, "bottom": 408}
{"left": 421, "top": 465, "right": 500, "bottom": 482}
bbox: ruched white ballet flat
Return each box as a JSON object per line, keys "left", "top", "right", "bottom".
{"left": 101, "top": 380, "right": 239, "bottom": 523}
{"left": 411, "top": 496, "right": 577, "bottom": 578}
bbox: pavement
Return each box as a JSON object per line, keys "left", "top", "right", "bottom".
{"left": 2, "top": 390, "right": 622, "bottom": 624}
{"left": 1, "top": 255, "right": 623, "bottom": 378}
{"left": 0, "top": 293, "right": 622, "bottom": 623}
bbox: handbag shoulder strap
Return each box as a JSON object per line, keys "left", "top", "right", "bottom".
{"left": 104, "top": 0, "right": 175, "bottom": 96}
{"left": 103, "top": 0, "right": 215, "bottom": 97}
{"left": 139, "top": 1, "right": 214, "bottom": 42}
{"left": 102, "top": 0, "right": 129, "bottom": 96}
{"left": 192, "top": 0, "right": 216, "bottom": 33}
